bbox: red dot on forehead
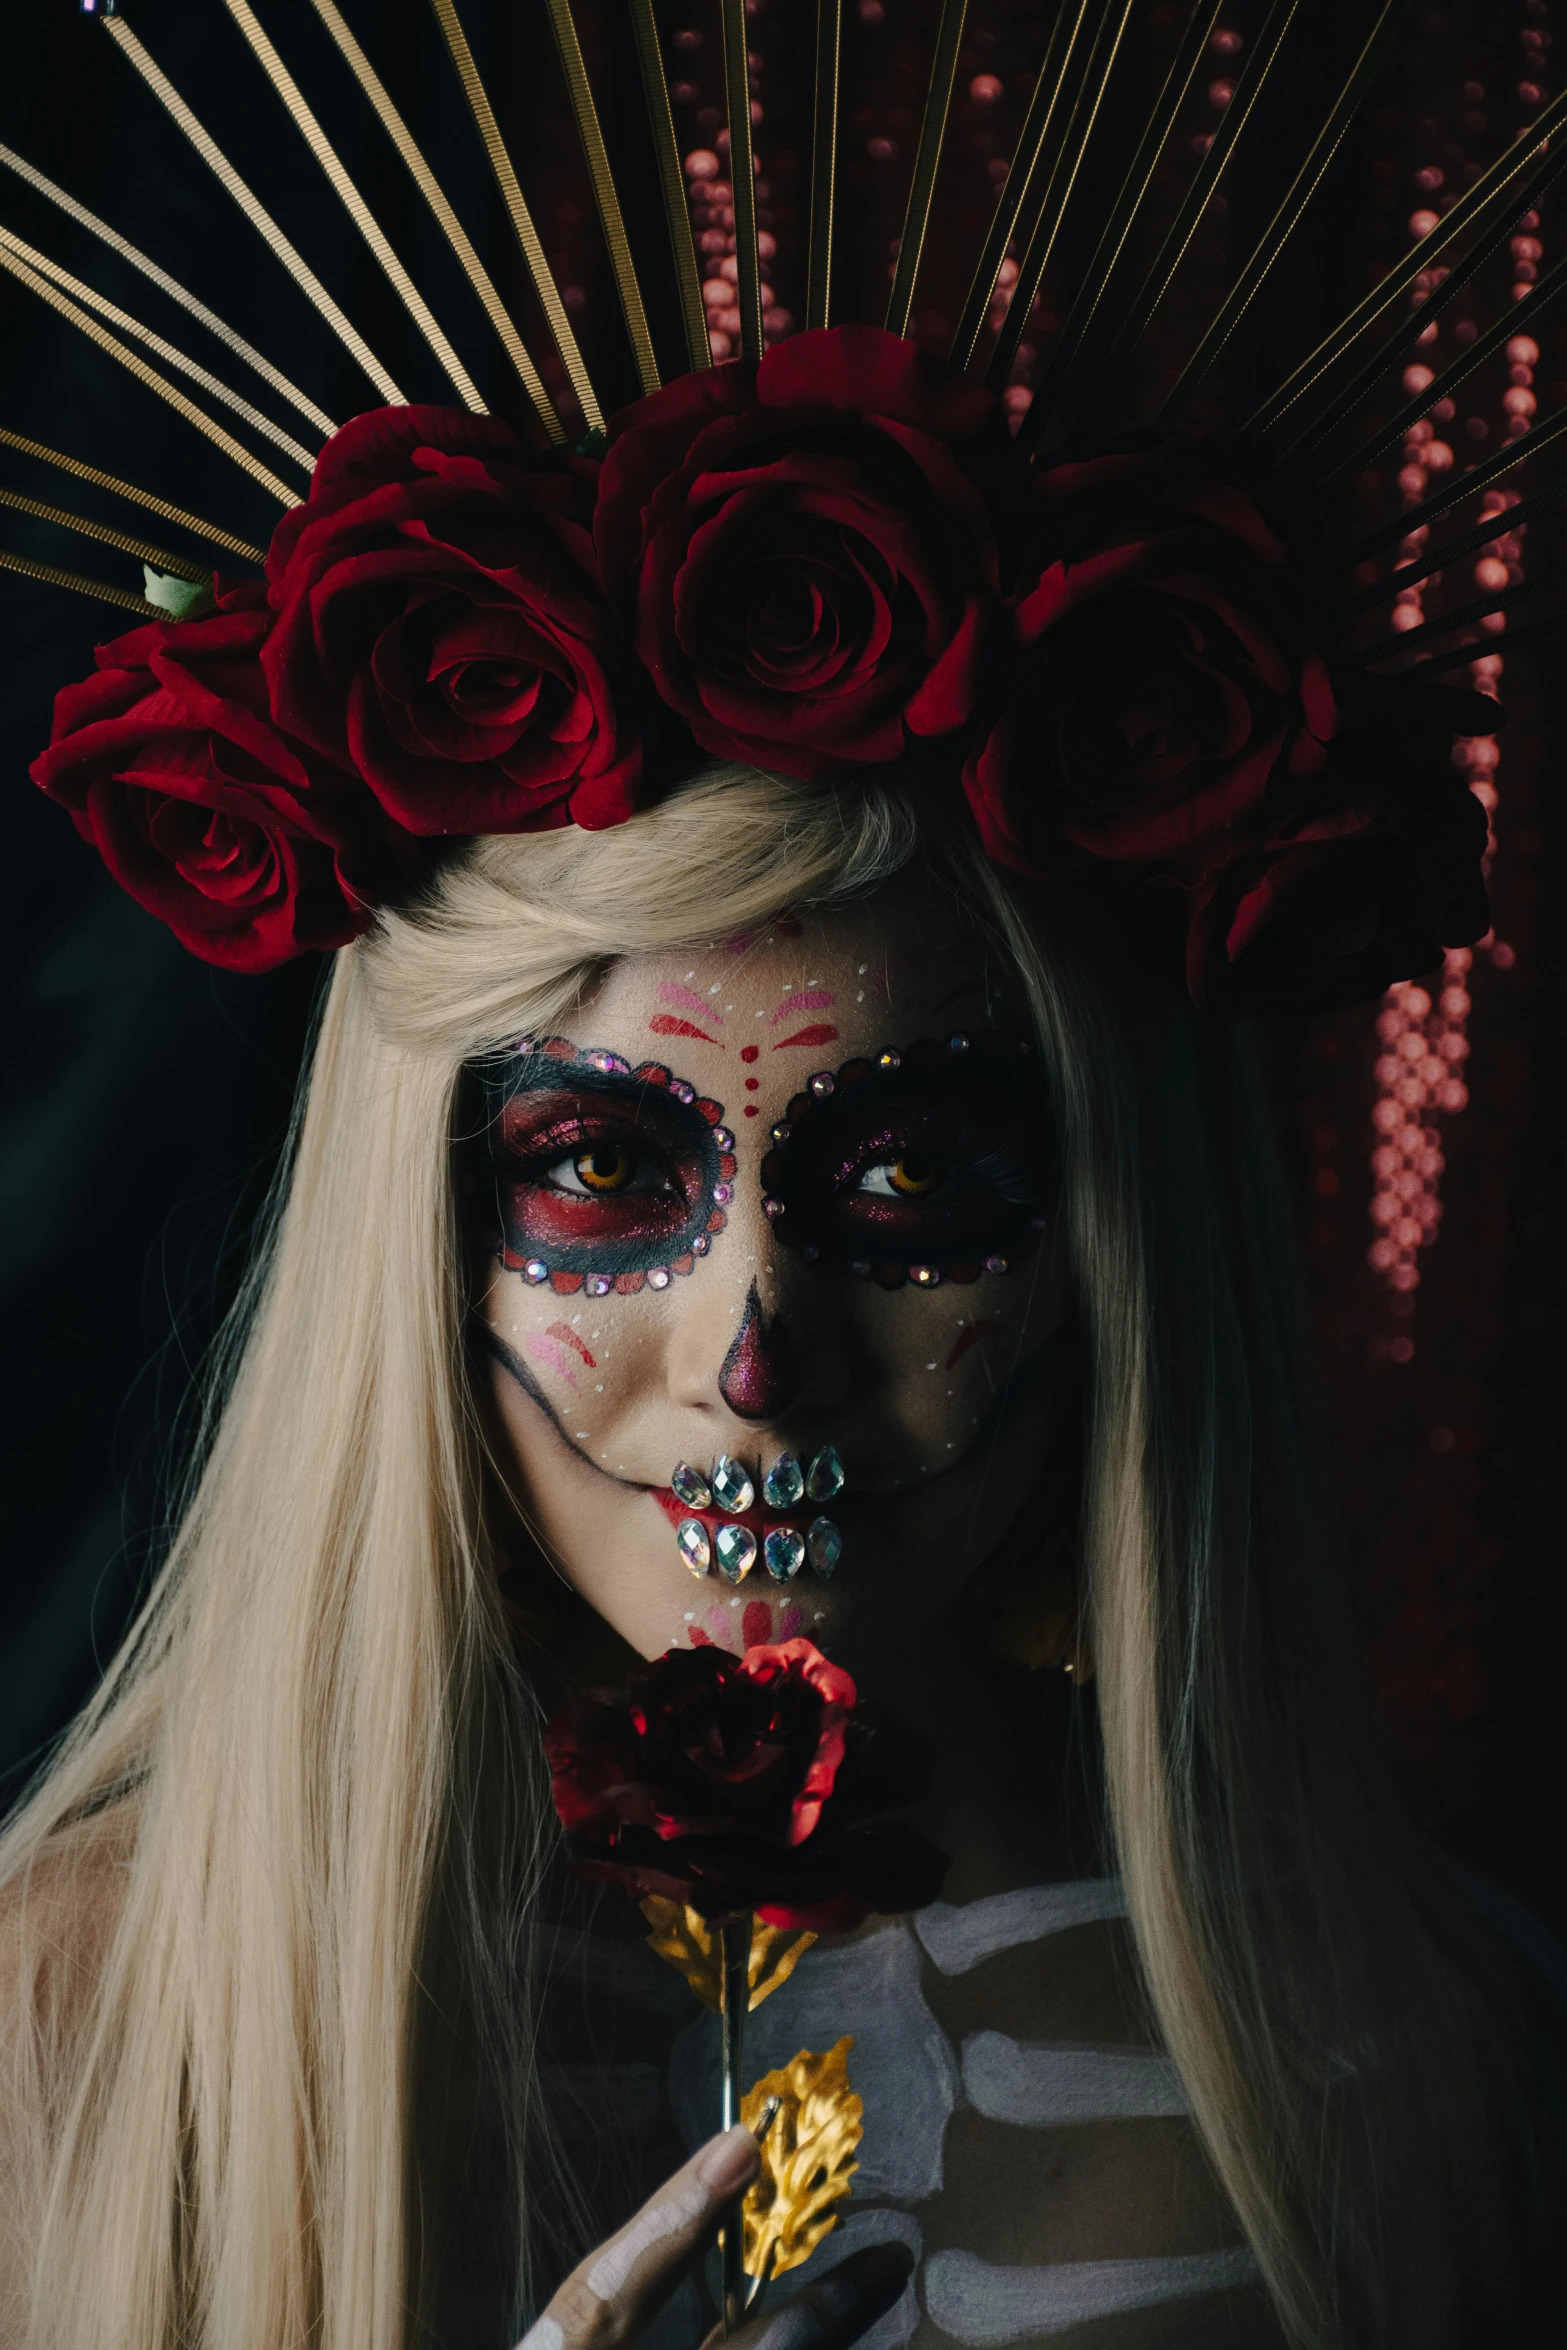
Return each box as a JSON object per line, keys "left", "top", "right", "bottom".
{"left": 740, "top": 1044, "right": 760, "bottom": 1063}
{"left": 745, "top": 1077, "right": 759, "bottom": 1090}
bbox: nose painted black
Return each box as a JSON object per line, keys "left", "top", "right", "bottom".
{"left": 718, "top": 1281, "right": 800, "bottom": 1420}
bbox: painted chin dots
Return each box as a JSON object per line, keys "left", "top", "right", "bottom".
{"left": 670, "top": 1445, "right": 845, "bottom": 1584}
{"left": 758, "top": 1031, "right": 1053, "bottom": 1289}
{"left": 482, "top": 1035, "right": 734, "bottom": 1294}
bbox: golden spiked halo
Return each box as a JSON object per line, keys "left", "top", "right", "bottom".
{"left": 0, "top": 0, "right": 1561, "bottom": 660}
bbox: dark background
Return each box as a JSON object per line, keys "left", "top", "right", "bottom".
{"left": 2, "top": 0, "right": 1563, "bottom": 1933}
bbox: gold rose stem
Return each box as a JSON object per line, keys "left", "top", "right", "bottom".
{"left": 718, "top": 1913, "right": 751, "bottom": 2333}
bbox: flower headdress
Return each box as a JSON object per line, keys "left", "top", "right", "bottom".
{"left": 10, "top": 0, "right": 1558, "bottom": 1017}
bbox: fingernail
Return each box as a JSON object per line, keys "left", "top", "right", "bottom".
{"left": 696, "top": 2123, "right": 760, "bottom": 2194}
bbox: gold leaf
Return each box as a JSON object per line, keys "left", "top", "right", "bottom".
{"left": 740, "top": 2037, "right": 863, "bottom": 2283}
{"left": 639, "top": 1899, "right": 817, "bottom": 2013}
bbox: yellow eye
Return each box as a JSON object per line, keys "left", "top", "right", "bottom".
{"left": 861, "top": 1154, "right": 945, "bottom": 1198}
{"left": 573, "top": 1143, "right": 636, "bottom": 1193}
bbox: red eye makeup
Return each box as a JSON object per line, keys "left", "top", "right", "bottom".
{"left": 480, "top": 1036, "right": 734, "bottom": 1295}
{"left": 757, "top": 1031, "right": 1053, "bottom": 1288}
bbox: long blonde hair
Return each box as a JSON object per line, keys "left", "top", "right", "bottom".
{"left": 0, "top": 766, "right": 1551, "bottom": 2349}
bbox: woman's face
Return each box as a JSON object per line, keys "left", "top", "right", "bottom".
{"left": 473, "top": 875, "right": 1068, "bottom": 1676}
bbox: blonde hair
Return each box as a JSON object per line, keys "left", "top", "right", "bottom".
{"left": 0, "top": 766, "right": 1550, "bottom": 2349}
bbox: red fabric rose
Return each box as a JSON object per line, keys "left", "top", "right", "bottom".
{"left": 1182, "top": 742, "right": 1490, "bottom": 1018}
{"left": 964, "top": 435, "right": 1338, "bottom": 876}
{"left": 545, "top": 1638, "right": 949, "bottom": 1931}
{"left": 594, "top": 327, "right": 1006, "bottom": 780}
{"left": 263, "top": 405, "right": 640, "bottom": 835}
{"left": 30, "top": 582, "right": 390, "bottom": 973}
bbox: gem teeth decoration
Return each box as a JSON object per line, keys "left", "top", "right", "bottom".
{"left": 668, "top": 1448, "right": 845, "bottom": 1582}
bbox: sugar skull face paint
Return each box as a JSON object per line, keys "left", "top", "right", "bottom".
{"left": 478, "top": 1038, "right": 733, "bottom": 1294}
{"left": 472, "top": 873, "right": 1071, "bottom": 1678}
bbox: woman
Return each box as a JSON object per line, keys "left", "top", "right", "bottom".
{"left": 2, "top": 758, "right": 1562, "bottom": 2350}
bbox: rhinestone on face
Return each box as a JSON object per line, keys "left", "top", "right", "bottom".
{"left": 712, "top": 1126, "right": 735, "bottom": 1151}
{"left": 909, "top": 1264, "right": 941, "bottom": 1288}
{"left": 983, "top": 1253, "right": 1008, "bottom": 1275}
{"left": 711, "top": 1454, "right": 755, "bottom": 1512}
{"left": 677, "top": 1518, "right": 712, "bottom": 1576}
{"left": 805, "top": 1443, "right": 844, "bottom": 1501}
{"left": 763, "top": 1198, "right": 785, "bottom": 1220}
{"left": 671, "top": 1461, "right": 713, "bottom": 1509}
{"left": 648, "top": 1267, "right": 672, "bottom": 1290}
{"left": 771, "top": 1121, "right": 793, "bottom": 1145}
{"left": 764, "top": 1526, "right": 805, "bottom": 1582}
{"left": 807, "top": 1517, "right": 842, "bottom": 1579}
{"left": 715, "top": 1523, "right": 757, "bottom": 1583}
{"left": 712, "top": 1182, "right": 734, "bottom": 1205}
{"left": 692, "top": 1233, "right": 711, "bottom": 1256}
{"left": 948, "top": 1032, "right": 970, "bottom": 1053}
{"left": 670, "top": 1080, "right": 695, "bottom": 1104}
{"left": 850, "top": 1258, "right": 871, "bottom": 1279}
{"left": 586, "top": 1273, "right": 613, "bottom": 1297}
{"left": 877, "top": 1049, "right": 902, "bottom": 1071}
{"left": 762, "top": 1450, "right": 804, "bottom": 1508}
{"left": 809, "top": 1071, "right": 836, "bottom": 1098}
{"left": 523, "top": 1259, "right": 550, "bottom": 1285}
{"left": 588, "top": 1050, "right": 631, "bottom": 1074}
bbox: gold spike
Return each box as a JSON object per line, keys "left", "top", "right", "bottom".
{"left": 0, "top": 244, "right": 300, "bottom": 507}
{"left": 1282, "top": 135, "right": 1567, "bottom": 466}
{"left": 1061, "top": 0, "right": 1302, "bottom": 435}
{"left": 721, "top": 0, "right": 763, "bottom": 363}
{"left": 1349, "top": 560, "right": 1567, "bottom": 667}
{"left": 1248, "top": 82, "right": 1567, "bottom": 437}
{"left": 306, "top": 0, "right": 560, "bottom": 436}
{"left": 950, "top": 0, "right": 1094, "bottom": 376}
{"left": 806, "top": 0, "right": 841, "bottom": 330}
{"left": 627, "top": 0, "right": 710, "bottom": 373}
{"left": 1320, "top": 250, "right": 1567, "bottom": 490}
{"left": 221, "top": 0, "right": 484, "bottom": 413}
{"left": 1017, "top": 0, "right": 1221, "bottom": 435}
{"left": 0, "top": 141, "right": 335, "bottom": 438}
{"left": 0, "top": 224, "right": 320, "bottom": 477}
{"left": 1158, "top": 0, "right": 1407, "bottom": 424}
{"left": 986, "top": 0, "right": 1137, "bottom": 396}
{"left": 1328, "top": 405, "right": 1567, "bottom": 575}
{"left": 102, "top": 17, "right": 404, "bottom": 406}
{"left": 886, "top": 0, "right": 968, "bottom": 339}
{"left": 428, "top": 0, "right": 603, "bottom": 435}
{"left": 545, "top": 0, "right": 659, "bottom": 398}
{"left": 0, "top": 545, "right": 161, "bottom": 618}
{"left": 0, "top": 486, "right": 208, "bottom": 582}
{"left": 1403, "top": 611, "right": 1564, "bottom": 677}
{"left": 1338, "top": 473, "right": 1567, "bottom": 622}
{"left": 0, "top": 426, "right": 264, "bottom": 561}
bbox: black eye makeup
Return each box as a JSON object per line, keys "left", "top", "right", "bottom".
{"left": 758, "top": 1031, "right": 1053, "bottom": 1288}
{"left": 478, "top": 1036, "right": 734, "bottom": 1296}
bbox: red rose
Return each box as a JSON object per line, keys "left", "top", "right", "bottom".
{"left": 30, "top": 582, "right": 389, "bottom": 973}
{"left": 1182, "top": 747, "right": 1490, "bottom": 1018}
{"left": 263, "top": 405, "right": 640, "bottom": 836}
{"left": 545, "top": 1639, "right": 948, "bottom": 1932}
{"left": 965, "top": 435, "right": 1337, "bottom": 876}
{"left": 594, "top": 327, "right": 1006, "bottom": 779}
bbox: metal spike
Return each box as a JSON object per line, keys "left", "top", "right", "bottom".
{"left": 1158, "top": 0, "right": 1409, "bottom": 425}
{"left": 102, "top": 15, "right": 404, "bottom": 406}
{"left": 1015, "top": 0, "right": 1221, "bottom": 436}
{"left": 986, "top": 0, "right": 1137, "bottom": 397}
{"left": 806, "top": 0, "right": 841, "bottom": 330}
{"left": 308, "top": 0, "right": 562, "bottom": 434}
{"left": 950, "top": 0, "right": 1093, "bottom": 375}
{"left": 1319, "top": 251, "right": 1567, "bottom": 491}
{"left": 720, "top": 0, "right": 763, "bottom": 362}
{"left": 1061, "top": 0, "right": 1302, "bottom": 438}
{"left": 1325, "top": 405, "right": 1567, "bottom": 576}
{"left": 1279, "top": 135, "right": 1567, "bottom": 467}
{"left": 0, "top": 544, "right": 160, "bottom": 615}
{"left": 628, "top": 0, "right": 711, "bottom": 374}
{"left": 0, "top": 424, "right": 264, "bottom": 562}
{"left": 1248, "top": 82, "right": 1567, "bottom": 439}
{"left": 546, "top": 0, "right": 659, "bottom": 398}
{"left": 0, "top": 485, "right": 208, "bottom": 581}
{"left": 887, "top": 0, "right": 968, "bottom": 339}
{"left": 1399, "top": 610, "right": 1567, "bottom": 676}
{"left": 1337, "top": 476, "right": 1567, "bottom": 623}
{"left": 1347, "top": 560, "right": 1567, "bottom": 667}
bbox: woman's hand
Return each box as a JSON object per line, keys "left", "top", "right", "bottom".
{"left": 513, "top": 2124, "right": 912, "bottom": 2350}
